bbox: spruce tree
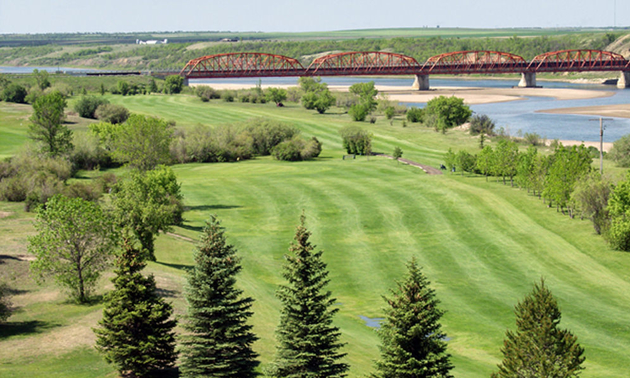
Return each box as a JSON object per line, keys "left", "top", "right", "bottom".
{"left": 271, "top": 214, "right": 349, "bottom": 378}
{"left": 493, "top": 279, "right": 585, "bottom": 378}
{"left": 179, "top": 216, "right": 259, "bottom": 378}
{"left": 94, "top": 239, "right": 177, "bottom": 378}
{"left": 373, "top": 257, "right": 453, "bottom": 378}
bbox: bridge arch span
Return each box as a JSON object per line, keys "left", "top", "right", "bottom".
{"left": 181, "top": 52, "right": 305, "bottom": 78}
{"left": 306, "top": 51, "right": 420, "bottom": 75}
{"left": 529, "top": 49, "right": 629, "bottom": 72}
{"left": 422, "top": 51, "right": 528, "bottom": 74}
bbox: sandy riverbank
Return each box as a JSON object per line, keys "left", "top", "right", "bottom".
{"left": 539, "top": 104, "right": 630, "bottom": 119}
{"left": 191, "top": 82, "right": 615, "bottom": 105}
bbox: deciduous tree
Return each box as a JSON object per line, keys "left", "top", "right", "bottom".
{"left": 28, "top": 91, "right": 72, "bottom": 156}
{"left": 493, "top": 279, "right": 585, "bottom": 378}
{"left": 94, "top": 240, "right": 177, "bottom": 378}
{"left": 373, "top": 258, "right": 453, "bottom": 378}
{"left": 109, "top": 166, "right": 183, "bottom": 261}
{"left": 110, "top": 114, "right": 174, "bottom": 171}
{"left": 570, "top": 173, "right": 612, "bottom": 233}
{"left": 270, "top": 214, "right": 348, "bottom": 378}
{"left": 28, "top": 194, "right": 118, "bottom": 303}
{"left": 180, "top": 216, "right": 259, "bottom": 378}
{"left": 424, "top": 96, "right": 471, "bottom": 133}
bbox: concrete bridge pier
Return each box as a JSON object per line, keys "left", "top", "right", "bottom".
{"left": 412, "top": 74, "right": 430, "bottom": 90}
{"left": 618, "top": 71, "right": 630, "bottom": 89}
{"left": 183, "top": 77, "right": 190, "bottom": 87}
{"left": 518, "top": 72, "right": 537, "bottom": 88}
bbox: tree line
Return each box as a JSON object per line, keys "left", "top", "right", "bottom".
{"left": 445, "top": 140, "right": 630, "bottom": 252}
{"left": 11, "top": 32, "right": 620, "bottom": 70}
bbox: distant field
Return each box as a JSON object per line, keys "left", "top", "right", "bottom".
{"left": 1, "top": 95, "right": 630, "bottom": 377}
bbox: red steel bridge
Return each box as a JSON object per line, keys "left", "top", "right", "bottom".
{"left": 179, "top": 50, "right": 630, "bottom": 89}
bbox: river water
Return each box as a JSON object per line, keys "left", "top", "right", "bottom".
{"left": 3, "top": 66, "right": 628, "bottom": 142}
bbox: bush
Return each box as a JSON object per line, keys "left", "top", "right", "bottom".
{"left": 609, "top": 134, "right": 630, "bottom": 167}
{"left": 243, "top": 119, "right": 299, "bottom": 155}
{"left": 195, "top": 86, "right": 219, "bottom": 102}
{"left": 1, "top": 83, "right": 27, "bottom": 103}
{"left": 406, "top": 107, "right": 424, "bottom": 123}
{"left": 286, "top": 87, "right": 302, "bottom": 102}
{"left": 340, "top": 125, "right": 372, "bottom": 155}
{"left": 301, "top": 137, "right": 322, "bottom": 160}
{"left": 272, "top": 138, "right": 303, "bottom": 161}
{"left": 523, "top": 132, "right": 542, "bottom": 146}
{"left": 348, "top": 103, "right": 370, "bottom": 122}
{"left": 469, "top": 114, "right": 496, "bottom": 135}
{"left": 163, "top": 75, "right": 184, "bottom": 94}
{"left": 70, "top": 132, "right": 114, "bottom": 170}
{"left": 25, "top": 87, "right": 43, "bottom": 104}
{"left": 425, "top": 96, "right": 472, "bottom": 133}
{"left": 221, "top": 90, "right": 235, "bottom": 102}
{"left": 95, "top": 104, "right": 130, "bottom": 124}
{"left": 74, "top": 96, "right": 109, "bottom": 119}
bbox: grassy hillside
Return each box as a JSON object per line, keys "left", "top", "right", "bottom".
{"left": 1, "top": 95, "right": 630, "bottom": 377}
{"left": 0, "top": 29, "right": 625, "bottom": 70}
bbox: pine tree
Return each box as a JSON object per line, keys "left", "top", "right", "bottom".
{"left": 180, "top": 216, "right": 259, "bottom": 378}
{"left": 492, "top": 279, "right": 585, "bottom": 378}
{"left": 373, "top": 258, "right": 453, "bottom": 378}
{"left": 271, "top": 214, "right": 349, "bottom": 378}
{"left": 94, "top": 239, "right": 177, "bottom": 378}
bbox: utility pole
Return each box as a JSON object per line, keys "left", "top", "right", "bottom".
{"left": 589, "top": 117, "right": 613, "bottom": 175}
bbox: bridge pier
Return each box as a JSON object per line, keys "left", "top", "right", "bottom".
{"left": 183, "top": 77, "right": 190, "bottom": 87}
{"left": 518, "top": 72, "right": 537, "bottom": 88}
{"left": 412, "top": 74, "right": 430, "bottom": 90}
{"left": 618, "top": 71, "right": 630, "bottom": 89}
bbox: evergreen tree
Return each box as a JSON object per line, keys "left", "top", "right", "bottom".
{"left": 373, "top": 258, "right": 453, "bottom": 378}
{"left": 94, "top": 240, "right": 177, "bottom": 378}
{"left": 493, "top": 279, "right": 585, "bottom": 378}
{"left": 271, "top": 214, "right": 349, "bottom": 378}
{"left": 180, "top": 216, "right": 259, "bottom": 378}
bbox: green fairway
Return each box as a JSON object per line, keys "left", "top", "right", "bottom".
{"left": 1, "top": 94, "right": 630, "bottom": 377}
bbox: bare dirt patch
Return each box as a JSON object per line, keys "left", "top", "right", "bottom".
{"left": 0, "top": 212, "right": 12, "bottom": 219}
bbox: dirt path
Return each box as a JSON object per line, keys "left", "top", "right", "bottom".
{"left": 372, "top": 153, "right": 443, "bottom": 175}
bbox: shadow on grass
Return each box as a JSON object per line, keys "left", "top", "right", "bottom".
{"left": 178, "top": 223, "right": 203, "bottom": 233}
{"left": 185, "top": 204, "right": 242, "bottom": 212}
{"left": 156, "top": 287, "right": 180, "bottom": 298}
{"left": 156, "top": 261, "right": 193, "bottom": 272}
{"left": 0, "top": 255, "right": 21, "bottom": 262}
{"left": 0, "top": 320, "right": 60, "bottom": 339}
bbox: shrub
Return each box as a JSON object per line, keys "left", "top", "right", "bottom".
{"left": 340, "top": 125, "right": 372, "bottom": 155}
{"left": 348, "top": 103, "right": 370, "bottom": 122}
{"left": 301, "top": 137, "right": 322, "bottom": 160}
{"left": 272, "top": 138, "right": 303, "bottom": 161}
{"left": 25, "top": 87, "right": 43, "bottom": 104}
{"left": 286, "top": 87, "right": 302, "bottom": 102}
{"left": 406, "top": 107, "right": 424, "bottom": 123}
{"left": 163, "top": 75, "right": 184, "bottom": 94}
{"left": 1, "top": 83, "right": 27, "bottom": 103}
{"left": 523, "top": 132, "right": 542, "bottom": 146}
{"left": 469, "top": 114, "right": 496, "bottom": 135}
{"left": 95, "top": 104, "right": 130, "bottom": 124}
{"left": 243, "top": 119, "right": 299, "bottom": 155}
{"left": 221, "top": 90, "right": 235, "bottom": 102}
{"left": 74, "top": 96, "right": 110, "bottom": 119}
{"left": 70, "top": 132, "right": 114, "bottom": 170}
{"left": 195, "top": 86, "right": 219, "bottom": 102}
{"left": 609, "top": 134, "right": 630, "bottom": 167}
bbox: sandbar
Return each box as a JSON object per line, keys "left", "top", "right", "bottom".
{"left": 539, "top": 104, "right": 630, "bottom": 119}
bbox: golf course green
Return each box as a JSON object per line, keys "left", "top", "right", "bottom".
{"left": 1, "top": 93, "right": 629, "bottom": 377}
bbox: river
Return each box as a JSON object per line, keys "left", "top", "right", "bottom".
{"left": 3, "top": 66, "right": 629, "bottom": 143}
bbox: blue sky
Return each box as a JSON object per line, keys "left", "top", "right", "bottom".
{"left": 0, "top": 0, "right": 627, "bottom": 34}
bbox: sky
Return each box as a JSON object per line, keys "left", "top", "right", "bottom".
{"left": 0, "top": 0, "right": 628, "bottom": 34}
